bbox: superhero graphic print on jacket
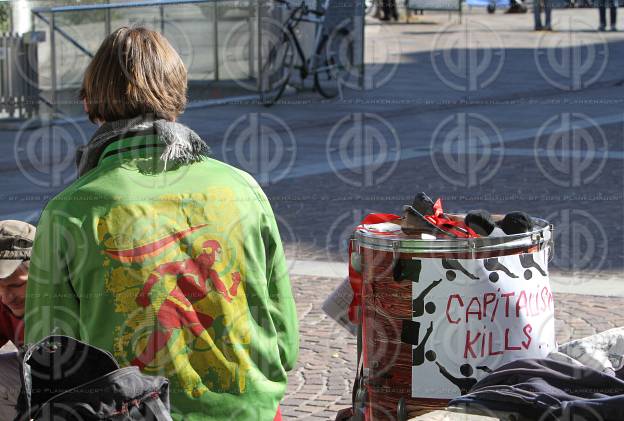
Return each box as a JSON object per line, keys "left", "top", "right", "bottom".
{"left": 97, "top": 191, "right": 252, "bottom": 399}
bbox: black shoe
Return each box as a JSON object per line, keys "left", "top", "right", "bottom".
{"left": 599, "top": 25, "right": 607, "bottom": 31}
{"left": 497, "top": 212, "right": 534, "bottom": 235}
{"left": 534, "top": 25, "right": 543, "bottom": 31}
{"left": 411, "top": 192, "right": 435, "bottom": 216}
{"left": 379, "top": 16, "right": 390, "bottom": 21}
{"left": 465, "top": 210, "right": 496, "bottom": 236}
{"left": 611, "top": 26, "right": 618, "bottom": 32}
{"left": 545, "top": 25, "right": 553, "bottom": 31}
{"left": 401, "top": 193, "right": 436, "bottom": 234}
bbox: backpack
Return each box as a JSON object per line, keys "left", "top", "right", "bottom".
{"left": 15, "top": 335, "right": 172, "bottom": 420}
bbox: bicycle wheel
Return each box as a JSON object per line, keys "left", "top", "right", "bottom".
{"left": 259, "top": 34, "right": 295, "bottom": 106}
{"left": 314, "top": 27, "right": 355, "bottom": 99}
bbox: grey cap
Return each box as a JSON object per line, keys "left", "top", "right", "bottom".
{"left": 0, "top": 220, "right": 35, "bottom": 278}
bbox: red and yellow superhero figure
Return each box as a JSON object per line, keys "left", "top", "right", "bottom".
{"left": 104, "top": 228, "right": 242, "bottom": 370}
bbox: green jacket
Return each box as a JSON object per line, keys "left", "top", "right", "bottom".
{"left": 25, "top": 119, "right": 299, "bottom": 420}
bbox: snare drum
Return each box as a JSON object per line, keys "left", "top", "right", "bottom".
{"left": 351, "top": 216, "right": 553, "bottom": 421}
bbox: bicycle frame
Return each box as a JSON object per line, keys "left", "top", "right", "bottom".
{"left": 283, "top": 11, "right": 309, "bottom": 77}
{"left": 280, "top": 0, "right": 332, "bottom": 77}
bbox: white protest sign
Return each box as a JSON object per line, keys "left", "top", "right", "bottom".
{"left": 407, "top": 249, "right": 555, "bottom": 399}
{"left": 322, "top": 277, "right": 357, "bottom": 336}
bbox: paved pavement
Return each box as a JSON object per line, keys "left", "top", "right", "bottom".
{"left": 1, "top": 6, "right": 624, "bottom": 420}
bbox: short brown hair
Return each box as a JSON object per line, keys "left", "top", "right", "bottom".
{"left": 80, "top": 26, "right": 187, "bottom": 123}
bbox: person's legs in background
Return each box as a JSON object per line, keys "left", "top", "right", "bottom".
{"left": 381, "top": 0, "right": 391, "bottom": 20}
{"left": 598, "top": 0, "right": 607, "bottom": 31}
{"left": 373, "top": 0, "right": 382, "bottom": 19}
{"left": 543, "top": 0, "right": 552, "bottom": 30}
{"left": 609, "top": 0, "right": 617, "bottom": 31}
{"left": 389, "top": 0, "right": 398, "bottom": 21}
{"left": 534, "top": 0, "right": 543, "bottom": 30}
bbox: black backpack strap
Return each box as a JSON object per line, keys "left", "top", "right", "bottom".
{"left": 143, "top": 398, "right": 173, "bottom": 421}
{"left": 13, "top": 346, "right": 31, "bottom": 421}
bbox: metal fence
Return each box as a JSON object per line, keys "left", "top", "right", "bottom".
{"left": 30, "top": 0, "right": 273, "bottom": 116}
{"left": 0, "top": 31, "right": 42, "bottom": 119}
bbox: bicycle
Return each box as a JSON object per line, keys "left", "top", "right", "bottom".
{"left": 259, "top": 0, "right": 355, "bottom": 106}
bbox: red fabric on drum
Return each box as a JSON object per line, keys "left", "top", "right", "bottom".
{"left": 348, "top": 213, "right": 400, "bottom": 325}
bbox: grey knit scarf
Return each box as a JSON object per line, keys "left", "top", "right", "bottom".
{"left": 75, "top": 116, "right": 210, "bottom": 178}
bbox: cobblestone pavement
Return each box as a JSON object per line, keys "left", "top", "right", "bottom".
{"left": 282, "top": 275, "right": 624, "bottom": 420}
{"left": 281, "top": 276, "right": 356, "bottom": 420}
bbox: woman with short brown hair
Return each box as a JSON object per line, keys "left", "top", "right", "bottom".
{"left": 26, "top": 26, "right": 299, "bottom": 421}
